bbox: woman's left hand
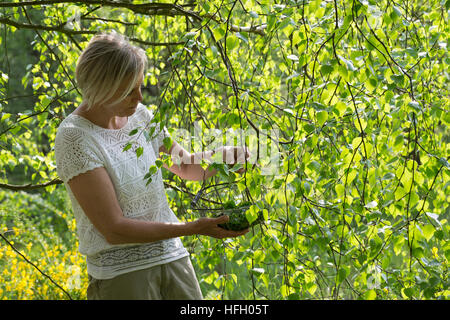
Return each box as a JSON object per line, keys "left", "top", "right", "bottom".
{"left": 190, "top": 215, "right": 249, "bottom": 239}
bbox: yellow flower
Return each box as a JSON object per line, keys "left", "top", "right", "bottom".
{"left": 12, "top": 227, "right": 20, "bottom": 236}
{"left": 41, "top": 284, "right": 48, "bottom": 295}
{"left": 25, "top": 288, "right": 34, "bottom": 297}
{"left": 432, "top": 247, "right": 439, "bottom": 259}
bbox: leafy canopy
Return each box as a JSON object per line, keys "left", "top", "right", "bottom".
{"left": 0, "top": 0, "right": 449, "bottom": 300}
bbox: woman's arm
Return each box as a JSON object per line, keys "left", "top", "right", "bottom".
{"left": 159, "top": 140, "right": 249, "bottom": 181}
{"left": 68, "top": 167, "right": 248, "bottom": 245}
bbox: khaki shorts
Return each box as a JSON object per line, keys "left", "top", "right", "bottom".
{"left": 87, "top": 256, "right": 203, "bottom": 300}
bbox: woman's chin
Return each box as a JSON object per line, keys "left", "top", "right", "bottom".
{"left": 127, "top": 104, "right": 138, "bottom": 113}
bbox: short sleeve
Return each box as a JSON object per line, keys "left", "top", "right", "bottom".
{"left": 54, "top": 127, "right": 104, "bottom": 183}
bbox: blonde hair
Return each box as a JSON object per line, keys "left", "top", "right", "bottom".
{"left": 75, "top": 32, "right": 147, "bottom": 109}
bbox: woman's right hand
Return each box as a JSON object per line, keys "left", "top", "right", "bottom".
{"left": 190, "top": 215, "right": 249, "bottom": 239}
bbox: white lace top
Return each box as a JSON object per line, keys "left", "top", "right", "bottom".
{"left": 54, "top": 103, "right": 188, "bottom": 279}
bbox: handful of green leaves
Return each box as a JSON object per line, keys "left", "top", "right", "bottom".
{"left": 217, "top": 201, "right": 264, "bottom": 231}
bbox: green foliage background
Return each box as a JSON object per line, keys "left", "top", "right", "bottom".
{"left": 0, "top": 0, "right": 449, "bottom": 299}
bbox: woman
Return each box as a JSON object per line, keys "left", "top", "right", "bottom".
{"left": 54, "top": 32, "right": 249, "bottom": 300}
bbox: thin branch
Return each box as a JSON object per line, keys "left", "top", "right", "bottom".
{"left": 0, "top": 17, "right": 185, "bottom": 46}
{"left": 0, "top": 179, "right": 63, "bottom": 191}
{"left": 0, "top": 17, "right": 96, "bottom": 35}
{"left": 203, "top": 12, "right": 266, "bottom": 36}
{"left": 0, "top": 1, "right": 195, "bottom": 13}
{"left": 0, "top": 88, "right": 76, "bottom": 137}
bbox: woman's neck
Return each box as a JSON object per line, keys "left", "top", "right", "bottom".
{"left": 74, "top": 102, "right": 127, "bottom": 130}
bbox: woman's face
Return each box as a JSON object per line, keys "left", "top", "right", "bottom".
{"left": 103, "top": 75, "right": 143, "bottom": 117}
